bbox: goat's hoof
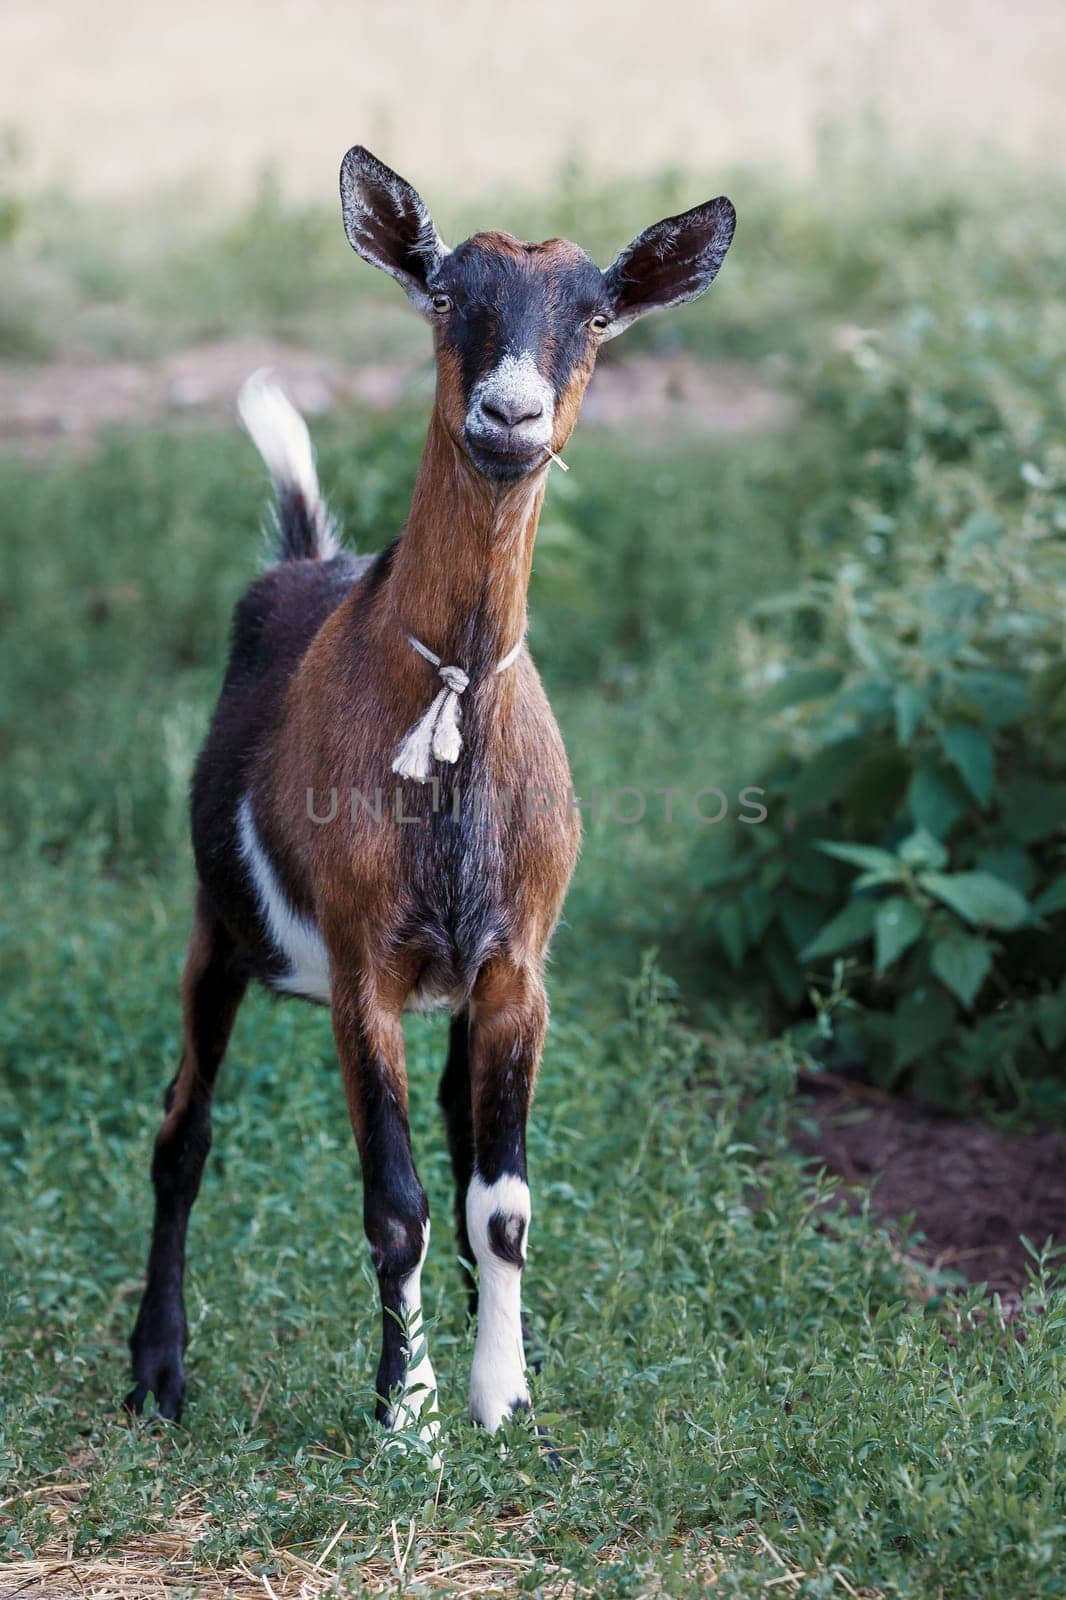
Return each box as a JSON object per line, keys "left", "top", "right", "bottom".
{"left": 508, "top": 1398, "right": 561, "bottom": 1472}
{"left": 379, "top": 1410, "right": 444, "bottom": 1474}
{"left": 469, "top": 1386, "right": 530, "bottom": 1436}
{"left": 520, "top": 1312, "right": 546, "bottom": 1376}
{"left": 125, "top": 1348, "right": 186, "bottom": 1421}
{"left": 535, "top": 1423, "right": 562, "bottom": 1473}
{"left": 127, "top": 1299, "right": 187, "bottom": 1421}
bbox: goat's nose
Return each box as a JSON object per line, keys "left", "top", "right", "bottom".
{"left": 480, "top": 396, "right": 545, "bottom": 428}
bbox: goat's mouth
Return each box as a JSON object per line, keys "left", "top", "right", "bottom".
{"left": 463, "top": 428, "right": 548, "bottom": 481}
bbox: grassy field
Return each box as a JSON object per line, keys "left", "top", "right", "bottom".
{"left": 2, "top": 163, "right": 1065, "bottom": 1595}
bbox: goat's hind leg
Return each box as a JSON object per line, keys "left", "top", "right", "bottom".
{"left": 438, "top": 1008, "right": 478, "bottom": 1315}
{"left": 332, "top": 970, "right": 439, "bottom": 1453}
{"left": 126, "top": 890, "right": 247, "bottom": 1420}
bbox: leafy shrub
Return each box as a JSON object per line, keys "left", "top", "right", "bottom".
{"left": 700, "top": 302, "right": 1066, "bottom": 1113}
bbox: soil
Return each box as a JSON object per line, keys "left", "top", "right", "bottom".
{"left": 0, "top": 341, "right": 420, "bottom": 452}
{"left": 0, "top": 342, "right": 788, "bottom": 454}
{"left": 792, "top": 1078, "right": 1066, "bottom": 1307}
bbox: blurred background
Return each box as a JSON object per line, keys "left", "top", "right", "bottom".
{"left": 5, "top": 0, "right": 1066, "bottom": 197}
{"left": 2, "top": 5, "right": 1065, "bottom": 1593}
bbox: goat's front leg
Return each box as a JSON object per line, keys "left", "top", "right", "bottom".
{"left": 331, "top": 973, "right": 438, "bottom": 1451}
{"left": 466, "top": 958, "right": 547, "bottom": 1431}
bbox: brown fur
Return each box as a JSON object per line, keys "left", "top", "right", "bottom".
{"left": 260, "top": 402, "right": 583, "bottom": 1025}
{"left": 163, "top": 891, "right": 248, "bottom": 1135}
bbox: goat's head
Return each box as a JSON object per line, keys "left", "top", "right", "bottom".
{"left": 340, "top": 147, "right": 735, "bottom": 482}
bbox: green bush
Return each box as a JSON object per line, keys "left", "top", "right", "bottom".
{"left": 700, "top": 300, "right": 1066, "bottom": 1114}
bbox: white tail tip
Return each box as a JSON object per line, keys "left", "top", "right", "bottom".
{"left": 237, "top": 369, "right": 317, "bottom": 499}
{"left": 237, "top": 369, "right": 338, "bottom": 560}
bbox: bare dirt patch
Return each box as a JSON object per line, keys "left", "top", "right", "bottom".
{"left": 584, "top": 352, "right": 787, "bottom": 437}
{"left": 793, "top": 1080, "right": 1066, "bottom": 1304}
{"left": 0, "top": 343, "right": 787, "bottom": 452}
{"left": 0, "top": 342, "right": 422, "bottom": 450}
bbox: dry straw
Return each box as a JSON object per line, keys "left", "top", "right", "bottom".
{"left": 0, "top": 1480, "right": 613, "bottom": 1599}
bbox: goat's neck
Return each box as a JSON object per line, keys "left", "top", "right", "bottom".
{"left": 383, "top": 406, "right": 547, "bottom": 677}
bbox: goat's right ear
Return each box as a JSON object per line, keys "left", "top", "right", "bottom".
{"left": 339, "top": 146, "right": 448, "bottom": 311}
{"left": 603, "top": 196, "right": 736, "bottom": 333}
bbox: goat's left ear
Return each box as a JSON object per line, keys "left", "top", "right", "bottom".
{"left": 339, "top": 146, "right": 448, "bottom": 311}
{"left": 603, "top": 197, "right": 736, "bottom": 333}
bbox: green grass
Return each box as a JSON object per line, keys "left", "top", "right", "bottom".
{"left": 2, "top": 159, "right": 1066, "bottom": 1594}
{"left": 3, "top": 876, "right": 1062, "bottom": 1596}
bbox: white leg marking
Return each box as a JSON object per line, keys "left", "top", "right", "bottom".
{"left": 387, "top": 1221, "right": 441, "bottom": 1464}
{"left": 466, "top": 1173, "right": 531, "bottom": 1431}
{"left": 237, "top": 794, "right": 332, "bottom": 1002}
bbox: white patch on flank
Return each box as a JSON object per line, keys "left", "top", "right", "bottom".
{"left": 466, "top": 1172, "right": 531, "bottom": 1431}
{"left": 236, "top": 794, "right": 332, "bottom": 1003}
{"left": 468, "top": 351, "right": 555, "bottom": 450}
{"left": 237, "top": 370, "right": 338, "bottom": 557}
{"left": 387, "top": 1219, "right": 442, "bottom": 1463}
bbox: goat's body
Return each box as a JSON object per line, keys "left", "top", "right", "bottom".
{"left": 127, "top": 147, "right": 733, "bottom": 1449}
{"left": 191, "top": 540, "right": 576, "bottom": 1015}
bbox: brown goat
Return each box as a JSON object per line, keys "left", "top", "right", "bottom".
{"left": 127, "top": 147, "right": 735, "bottom": 1451}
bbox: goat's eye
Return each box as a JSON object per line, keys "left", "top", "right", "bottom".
{"left": 588, "top": 313, "right": 611, "bottom": 334}
{"left": 431, "top": 294, "right": 452, "bottom": 314}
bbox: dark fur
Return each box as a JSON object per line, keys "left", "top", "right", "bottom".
{"left": 189, "top": 552, "right": 370, "bottom": 974}
{"left": 433, "top": 235, "right": 608, "bottom": 405}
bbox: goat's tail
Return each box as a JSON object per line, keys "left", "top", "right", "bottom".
{"left": 237, "top": 370, "right": 340, "bottom": 561}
